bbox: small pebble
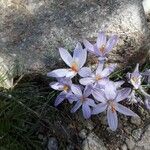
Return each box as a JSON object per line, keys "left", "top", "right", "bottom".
{"left": 79, "top": 129, "right": 88, "bottom": 139}
{"left": 121, "top": 144, "right": 128, "bottom": 150}
{"left": 131, "top": 116, "right": 141, "bottom": 126}
{"left": 47, "top": 137, "right": 58, "bottom": 150}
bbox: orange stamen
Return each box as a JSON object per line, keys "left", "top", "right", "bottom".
{"left": 95, "top": 75, "right": 102, "bottom": 81}
{"left": 111, "top": 105, "right": 116, "bottom": 113}
{"left": 71, "top": 62, "right": 78, "bottom": 72}
{"left": 108, "top": 100, "right": 116, "bottom": 113}
{"left": 99, "top": 45, "right": 105, "bottom": 53}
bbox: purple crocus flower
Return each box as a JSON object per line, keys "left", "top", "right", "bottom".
{"left": 47, "top": 43, "right": 87, "bottom": 78}
{"left": 50, "top": 78, "right": 73, "bottom": 106}
{"left": 127, "top": 64, "right": 142, "bottom": 89}
{"left": 83, "top": 31, "right": 118, "bottom": 60}
{"left": 68, "top": 85, "right": 96, "bottom": 119}
{"left": 92, "top": 82, "right": 137, "bottom": 131}
{"left": 79, "top": 63, "right": 116, "bottom": 87}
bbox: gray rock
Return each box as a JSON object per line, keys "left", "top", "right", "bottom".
{"left": 132, "top": 128, "right": 142, "bottom": 141}
{"left": 82, "top": 132, "right": 107, "bottom": 150}
{"left": 126, "top": 136, "right": 135, "bottom": 150}
{"left": 131, "top": 116, "right": 142, "bottom": 126}
{"left": 121, "top": 144, "right": 128, "bottom": 150}
{"left": 135, "top": 125, "right": 150, "bottom": 150}
{"left": 79, "top": 129, "right": 88, "bottom": 139}
{"left": 47, "top": 137, "right": 58, "bottom": 150}
{"left": 143, "top": 0, "right": 150, "bottom": 14}
{"left": 0, "top": 0, "right": 149, "bottom": 88}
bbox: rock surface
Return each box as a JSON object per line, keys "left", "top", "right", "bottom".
{"left": 0, "top": 0, "right": 149, "bottom": 85}
{"left": 125, "top": 125, "right": 150, "bottom": 150}
{"left": 82, "top": 132, "right": 107, "bottom": 150}
{"left": 135, "top": 125, "right": 150, "bottom": 150}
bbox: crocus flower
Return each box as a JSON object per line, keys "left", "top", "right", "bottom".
{"left": 79, "top": 63, "right": 116, "bottom": 87}
{"left": 47, "top": 43, "right": 87, "bottom": 78}
{"left": 127, "top": 64, "right": 142, "bottom": 89}
{"left": 50, "top": 77, "right": 73, "bottom": 106}
{"left": 83, "top": 31, "right": 118, "bottom": 60}
{"left": 92, "top": 82, "right": 137, "bottom": 131}
{"left": 68, "top": 85, "right": 96, "bottom": 119}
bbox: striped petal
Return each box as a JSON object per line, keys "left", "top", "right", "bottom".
{"left": 92, "top": 103, "right": 107, "bottom": 114}
{"left": 92, "top": 89, "right": 106, "bottom": 103}
{"left": 54, "top": 92, "right": 66, "bottom": 106}
{"left": 107, "top": 107, "right": 118, "bottom": 131}
{"left": 79, "top": 77, "right": 95, "bottom": 85}
{"left": 82, "top": 103, "right": 91, "bottom": 119}
{"left": 116, "top": 103, "right": 138, "bottom": 117}
{"left": 59, "top": 48, "right": 73, "bottom": 67}
{"left": 96, "top": 31, "right": 106, "bottom": 50}
{"left": 73, "top": 42, "right": 87, "bottom": 68}
{"left": 47, "top": 69, "right": 69, "bottom": 78}
{"left": 78, "top": 67, "right": 92, "bottom": 77}
{"left": 115, "top": 88, "right": 131, "bottom": 102}
{"left": 83, "top": 39, "right": 95, "bottom": 53}
{"left": 71, "top": 84, "right": 82, "bottom": 97}
{"left": 71, "top": 101, "right": 82, "bottom": 113}
{"left": 105, "top": 35, "right": 118, "bottom": 53}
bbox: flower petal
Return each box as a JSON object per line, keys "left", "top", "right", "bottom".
{"left": 134, "top": 63, "right": 140, "bottom": 73}
{"left": 71, "top": 84, "right": 82, "bottom": 97}
{"left": 83, "top": 39, "right": 95, "bottom": 53}
{"left": 82, "top": 103, "right": 91, "bottom": 119}
{"left": 50, "top": 82, "right": 64, "bottom": 91}
{"left": 96, "top": 31, "right": 106, "bottom": 49}
{"left": 107, "top": 107, "right": 118, "bottom": 131}
{"left": 115, "top": 88, "right": 131, "bottom": 102}
{"left": 92, "top": 103, "right": 107, "bottom": 114}
{"left": 66, "top": 92, "right": 78, "bottom": 103}
{"left": 79, "top": 77, "right": 95, "bottom": 85}
{"left": 47, "top": 69, "right": 69, "bottom": 78}
{"left": 59, "top": 48, "right": 73, "bottom": 67}
{"left": 57, "top": 77, "right": 72, "bottom": 86}
{"left": 85, "top": 98, "right": 96, "bottom": 107}
{"left": 54, "top": 92, "right": 66, "bottom": 106}
{"left": 105, "top": 35, "right": 118, "bottom": 53}
{"left": 83, "top": 85, "right": 92, "bottom": 97}
{"left": 116, "top": 103, "right": 138, "bottom": 117}
{"left": 65, "top": 70, "right": 77, "bottom": 78}
{"left": 92, "top": 89, "right": 106, "bottom": 103}
{"left": 71, "top": 101, "right": 82, "bottom": 113}
{"left": 100, "top": 64, "right": 116, "bottom": 77}
{"left": 96, "top": 62, "right": 104, "bottom": 75}
{"left": 114, "top": 81, "right": 125, "bottom": 89}
{"left": 104, "top": 81, "right": 117, "bottom": 100}
{"left": 130, "top": 65, "right": 142, "bottom": 89}
{"left": 73, "top": 42, "right": 87, "bottom": 68}
{"left": 78, "top": 67, "right": 92, "bottom": 77}
{"left": 97, "top": 78, "right": 109, "bottom": 86}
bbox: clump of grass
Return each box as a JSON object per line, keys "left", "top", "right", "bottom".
{"left": 0, "top": 75, "right": 58, "bottom": 149}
